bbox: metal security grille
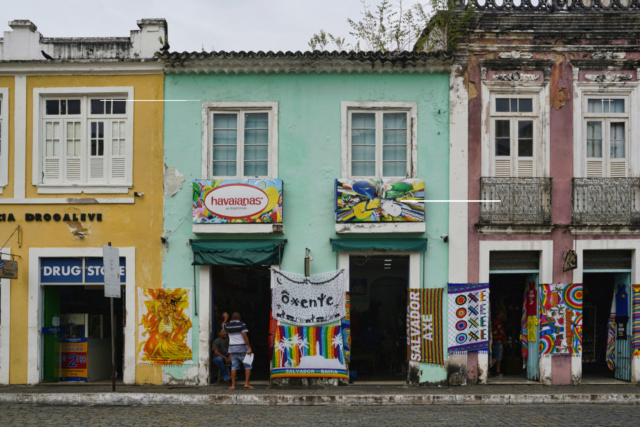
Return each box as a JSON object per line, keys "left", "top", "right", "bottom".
{"left": 583, "top": 250, "right": 632, "bottom": 270}
{"left": 489, "top": 251, "right": 540, "bottom": 271}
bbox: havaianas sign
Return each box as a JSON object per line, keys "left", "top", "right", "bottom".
{"left": 193, "top": 179, "right": 283, "bottom": 224}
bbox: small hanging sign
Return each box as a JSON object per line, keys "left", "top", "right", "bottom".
{"left": 563, "top": 250, "right": 577, "bottom": 272}
{"left": 0, "top": 260, "right": 18, "bottom": 279}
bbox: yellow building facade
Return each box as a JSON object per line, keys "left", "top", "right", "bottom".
{"left": 0, "top": 19, "right": 165, "bottom": 384}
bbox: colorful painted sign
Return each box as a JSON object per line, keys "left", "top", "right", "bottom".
{"left": 538, "top": 283, "right": 583, "bottom": 355}
{"left": 335, "top": 178, "right": 424, "bottom": 222}
{"left": 271, "top": 325, "right": 348, "bottom": 379}
{"left": 60, "top": 337, "right": 88, "bottom": 382}
{"left": 137, "top": 288, "right": 193, "bottom": 365}
{"left": 407, "top": 288, "right": 444, "bottom": 365}
{"left": 447, "top": 283, "right": 490, "bottom": 354}
{"left": 193, "top": 179, "right": 282, "bottom": 224}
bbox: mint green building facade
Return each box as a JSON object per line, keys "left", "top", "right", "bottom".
{"left": 161, "top": 52, "right": 451, "bottom": 385}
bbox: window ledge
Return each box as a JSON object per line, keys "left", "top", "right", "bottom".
{"left": 192, "top": 223, "right": 284, "bottom": 234}
{"left": 36, "top": 185, "right": 131, "bottom": 194}
{"left": 335, "top": 222, "right": 425, "bottom": 234}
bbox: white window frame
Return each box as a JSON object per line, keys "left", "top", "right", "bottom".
{"left": 481, "top": 83, "right": 549, "bottom": 178}
{"left": 0, "top": 88, "right": 9, "bottom": 193}
{"left": 32, "top": 87, "right": 134, "bottom": 194}
{"left": 573, "top": 75, "right": 640, "bottom": 178}
{"left": 201, "top": 102, "right": 278, "bottom": 179}
{"left": 341, "top": 101, "right": 417, "bottom": 178}
{"left": 489, "top": 94, "right": 538, "bottom": 177}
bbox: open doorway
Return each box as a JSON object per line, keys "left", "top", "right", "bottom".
{"left": 582, "top": 273, "right": 618, "bottom": 378}
{"left": 42, "top": 285, "right": 124, "bottom": 383}
{"left": 488, "top": 273, "right": 533, "bottom": 380}
{"left": 349, "top": 255, "right": 408, "bottom": 381}
{"left": 211, "top": 265, "right": 271, "bottom": 381}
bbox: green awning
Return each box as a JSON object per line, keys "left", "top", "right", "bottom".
{"left": 331, "top": 238, "right": 427, "bottom": 252}
{"left": 191, "top": 239, "right": 286, "bottom": 266}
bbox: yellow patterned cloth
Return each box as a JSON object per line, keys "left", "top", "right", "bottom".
{"left": 527, "top": 316, "right": 538, "bottom": 342}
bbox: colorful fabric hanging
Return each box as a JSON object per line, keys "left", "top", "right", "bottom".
{"left": 520, "top": 286, "right": 528, "bottom": 369}
{"left": 606, "top": 288, "right": 616, "bottom": 370}
{"left": 271, "top": 325, "right": 348, "bottom": 379}
{"left": 538, "top": 283, "right": 582, "bottom": 355}
{"left": 447, "top": 283, "right": 490, "bottom": 354}
{"left": 525, "top": 282, "right": 537, "bottom": 316}
{"left": 407, "top": 288, "right": 444, "bottom": 365}
{"left": 616, "top": 284, "right": 629, "bottom": 318}
{"left": 632, "top": 285, "right": 640, "bottom": 358}
{"left": 341, "top": 293, "right": 351, "bottom": 364}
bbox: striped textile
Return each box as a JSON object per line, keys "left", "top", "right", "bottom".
{"left": 407, "top": 288, "right": 444, "bottom": 365}
{"left": 342, "top": 293, "right": 351, "bottom": 364}
{"left": 606, "top": 288, "right": 616, "bottom": 370}
{"left": 632, "top": 285, "right": 640, "bottom": 358}
{"left": 271, "top": 324, "right": 347, "bottom": 379}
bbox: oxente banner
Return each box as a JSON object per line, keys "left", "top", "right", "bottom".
{"left": 271, "top": 269, "right": 346, "bottom": 326}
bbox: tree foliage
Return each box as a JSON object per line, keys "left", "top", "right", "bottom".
{"left": 308, "top": 0, "right": 473, "bottom": 53}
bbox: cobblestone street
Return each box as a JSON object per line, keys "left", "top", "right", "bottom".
{"left": 0, "top": 403, "right": 638, "bottom": 426}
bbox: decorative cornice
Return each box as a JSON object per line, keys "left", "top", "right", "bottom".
{"left": 584, "top": 71, "right": 633, "bottom": 82}
{"left": 591, "top": 51, "right": 626, "bottom": 60}
{"left": 498, "top": 51, "right": 533, "bottom": 60}
{"left": 159, "top": 51, "right": 451, "bottom": 74}
{"left": 493, "top": 71, "right": 540, "bottom": 82}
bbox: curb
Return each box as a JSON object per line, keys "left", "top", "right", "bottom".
{"left": 1, "top": 393, "right": 639, "bottom": 406}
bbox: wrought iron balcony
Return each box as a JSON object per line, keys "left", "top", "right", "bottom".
{"left": 572, "top": 178, "right": 640, "bottom": 226}
{"left": 454, "top": 0, "right": 640, "bottom": 12}
{"left": 479, "top": 177, "right": 552, "bottom": 225}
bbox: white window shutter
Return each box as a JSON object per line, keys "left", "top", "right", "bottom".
{"left": 517, "top": 159, "right": 534, "bottom": 177}
{"left": 65, "top": 120, "right": 82, "bottom": 182}
{"left": 610, "top": 160, "right": 627, "bottom": 178}
{"left": 495, "top": 158, "right": 511, "bottom": 177}
{"left": 43, "top": 120, "right": 62, "bottom": 182}
{"left": 586, "top": 160, "right": 603, "bottom": 178}
{"left": 110, "top": 120, "right": 127, "bottom": 182}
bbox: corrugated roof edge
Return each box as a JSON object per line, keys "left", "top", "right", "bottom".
{"left": 156, "top": 50, "right": 451, "bottom": 74}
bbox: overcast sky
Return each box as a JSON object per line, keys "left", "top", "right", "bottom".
{"left": 2, "top": 0, "right": 427, "bottom": 52}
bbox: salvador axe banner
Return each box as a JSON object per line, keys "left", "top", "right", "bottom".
{"left": 407, "top": 288, "right": 444, "bottom": 365}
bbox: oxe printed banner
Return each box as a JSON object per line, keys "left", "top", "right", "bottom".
{"left": 538, "top": 283, "right": 583, "bottom": 355}
{"left": 406, "top": 288, "right": 444, "bottom": 365}
{"left": 447, "top": 283, "right": 490, "bottom": 354}
{"left": 271, "top": 269, "right": 346, "bottom": 326}
{"left": 271, "top": 325, "right": 348, "bottom": 379}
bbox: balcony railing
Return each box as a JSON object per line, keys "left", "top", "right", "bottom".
{"left": 454, "top": 0, "right": 640, "bottom": 12}
{"left": 572, "top": 178, "right": 640, "bottom": 225}
{"left": 479, "top": 177, "right": 552, "bottom": 225}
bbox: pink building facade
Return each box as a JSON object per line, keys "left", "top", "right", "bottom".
{"left": 448, "top": 2, "right": 640, "bottom": 385}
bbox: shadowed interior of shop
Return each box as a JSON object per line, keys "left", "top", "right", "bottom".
{"left": 488, "top": 273, "right": 532, "bottom": 379}
{"left": 582, "top": 273, "right": 616, "bottom": 377}
{"left": 211, "top": 265, "right": 271, "bottom": 382}
{"left": 42, "top": 286, "right": 124, "bottom": 383}
{"left": 348, "top": 255, "right": 408, "bottom": 382}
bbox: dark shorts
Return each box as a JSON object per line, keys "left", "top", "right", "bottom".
{"left": 492, "top": 342, "right": 504, "bottom": 361}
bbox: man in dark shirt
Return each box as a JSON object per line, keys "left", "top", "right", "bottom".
{"left": 212, "top": 329, "right": 230, "bottom": 382}
{"left": 222, "top": 312, "right": 253, "bottom": 390}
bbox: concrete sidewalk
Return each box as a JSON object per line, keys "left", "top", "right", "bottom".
{"left": 0, "top": 382, "right": 639, "bottom": 406}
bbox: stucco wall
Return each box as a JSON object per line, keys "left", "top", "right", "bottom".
{"left": 162, "top": 71, "right": 451, "bottom": 384}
